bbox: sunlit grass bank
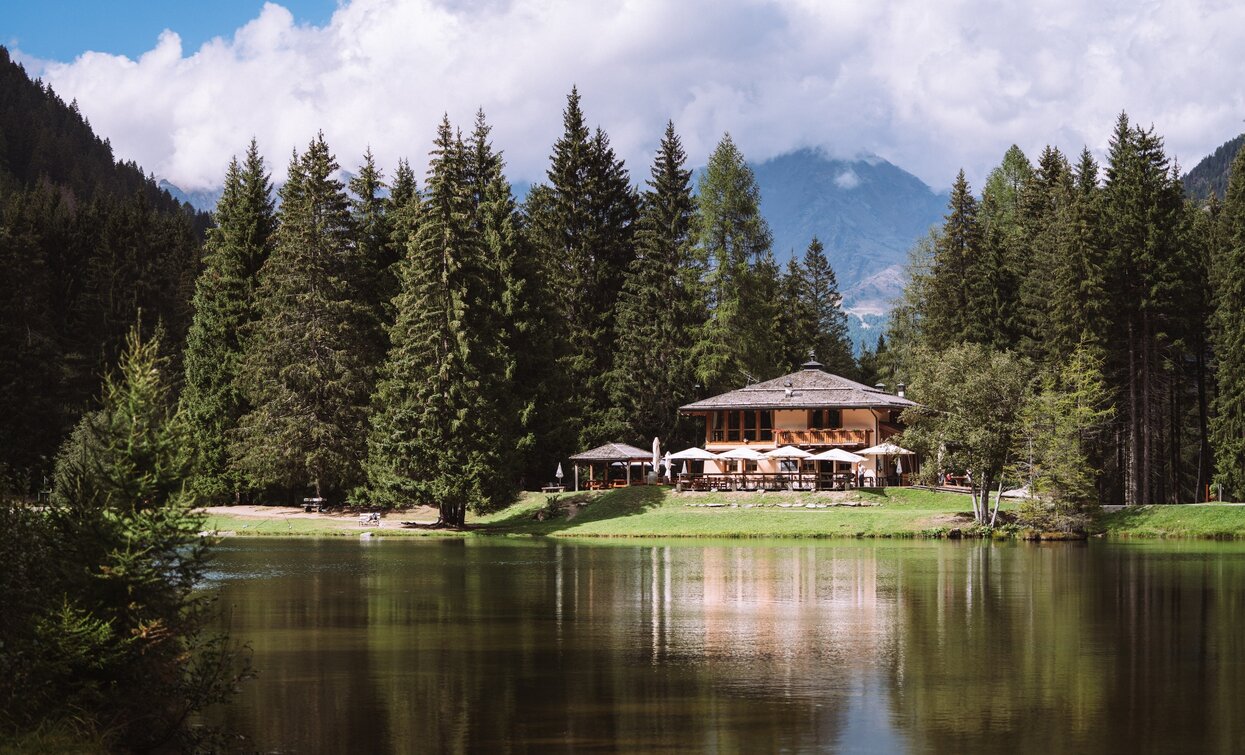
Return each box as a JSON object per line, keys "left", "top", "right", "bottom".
{"left": 1097, "top": 504, "right": 1245, "bottom": 539}
{"left": 199, "top": 488, "right": 1245, "bottom": 540}
{"left": 473, "top": 486, "right": 983, "bottom": 539}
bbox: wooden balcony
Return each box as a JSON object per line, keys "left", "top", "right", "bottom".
{"left": 772, "top": 428, "right": 871, "bottom": 447}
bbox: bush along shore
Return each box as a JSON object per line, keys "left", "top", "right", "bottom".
{"left": 198, "top": 487, "right": 1245, "bottom": 541}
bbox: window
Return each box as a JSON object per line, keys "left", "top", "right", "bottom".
{"left": 743, "top": 410, "right": 757, "bottom": 441}
{"left": 809, "top": 409, "right": 841, "bottom": 429}
{"left": 711, "top": 412, "right": 726, "bottom": 442}
{"left": 727, "top": 410, "right": 741, "bottom": 441}
{"left": 759, "top": 410, "right": 773, "bottom": 441}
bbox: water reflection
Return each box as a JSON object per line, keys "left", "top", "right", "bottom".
{"left": 209, "top": 539, "right": 1245, "bottom": 753}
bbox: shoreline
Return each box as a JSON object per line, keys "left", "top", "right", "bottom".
{"left": 198, "top": 488, "right": 1245, "bottom": 541}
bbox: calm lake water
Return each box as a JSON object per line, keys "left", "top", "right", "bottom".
{"left": 206, "top": 538, "right": 1245, "bottom": 753}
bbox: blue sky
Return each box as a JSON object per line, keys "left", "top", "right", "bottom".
{"left": 10, "top": 1, "right": 1245, "bottom": 194}
{"left": 4, "top": 1, "right": 336, "bottom": 61}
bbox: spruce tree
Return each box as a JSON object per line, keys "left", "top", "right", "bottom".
{"left": 800, "top": 236, "right": 855, "bottom": 376}
{"left": 49, "top": 325, "right": 244, "bottom": 748}
{"left": 366, "top": 117, "right": 512, "bottom": 523}
{"left": 693, "top": 133, "right": 774, "bottom": 392}
{"left": 1102, "top": 115, "right": 1193, "bottom": 504}
{"left": 919, "top": 170, "right": 987, "bottom": 347}
{"left": 1045, "top": 149, "right": 1108, "bottom": 359}
{"left": 234, "top": 134, "right": 372, "bottom": 501}
{"left": 604, "top": 121, "right": 703, "bottom": 447}
{"left": 525, "top": 88, "right": 638, "bottom": 448}
{"left": 181, "top": 141, "right": 275, "bottom": 502}
{"left": 349, "top": 149, "right": 398, "bottom": 354}
{"left": 1211, "top": 142, "right": 1245, "bottom": 498}
{"left": 464, "top": 110, "right": 534, "bottom": 494}
{"left": 975, "top": 146, "right": 1033, "bottom": 351}
{"left": 774, "top": 255, "right": 812, "bottom": 372}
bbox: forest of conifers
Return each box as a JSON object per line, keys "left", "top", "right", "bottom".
{"left": 2, "top": 47, "right": 1245, "bottom": 524}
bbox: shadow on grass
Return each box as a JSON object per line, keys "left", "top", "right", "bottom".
{"left": 475, "top": 486, "right": 670, "bottom": 536}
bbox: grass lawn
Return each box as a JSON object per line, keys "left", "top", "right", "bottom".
{"left": 199, "top": 489, "right": 1245, "bottom": 541}
{"left": 471, "top": 486, "right": 987, "bottom": 539}
{"left": 1096, "top": 504, "right": 1245, "bottom": 539}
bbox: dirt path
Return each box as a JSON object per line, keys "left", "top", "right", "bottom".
{"left": 200, "top": 504, "right": 441, "bottom": 528}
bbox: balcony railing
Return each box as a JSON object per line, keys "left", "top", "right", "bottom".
{"left": 772, "top": 428, "right": 871, "bottom": 447}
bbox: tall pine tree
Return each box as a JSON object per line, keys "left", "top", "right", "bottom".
{"left": 1210, "top": 141, "right": 1245, "bottom": 499}
{"left": 693, "top": 133, "right": 775, "bottom": 392}
{"left": 181, "top": 141, "right": 275, "bottom": 502}
{"left": 800, "top": 236, "right": 855, "bottom": 376}
{"left": 525, "top": 88, "right": 637, "bottom": 448}
{"left": 366, "top": 117, "right": 513, "bottom": 522}
{"left": 234, "top": 134, "right": 372, "bottom": 502}
{"left": 604, "top": 121, "right": 703, "bottom": 447}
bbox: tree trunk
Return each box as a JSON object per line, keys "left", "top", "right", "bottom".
{"left": 1196, "top": 343, "right": 1211, "bottom": 502}
{"left": 989, "top": 477, "right": 1005, "bottom": 527}
{"left": 1128, "top": 321, "right": 1140, "bottom": 505}
{"left": 1141, "top": 313, "right": 1152, "bottom": 507}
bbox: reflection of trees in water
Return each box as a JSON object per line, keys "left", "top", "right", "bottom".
{"left": 887, "top": 543, "right": 1245, "bottom": 753}
{"left": 211, "top": 540, "right": 1245, "bottom": 752}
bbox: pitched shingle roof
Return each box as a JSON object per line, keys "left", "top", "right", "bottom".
{"left": 680, "top": 366, "right": 916, "bottom": 412}
{"left": 568, "top": 442, "right": 653, "bottom": 462}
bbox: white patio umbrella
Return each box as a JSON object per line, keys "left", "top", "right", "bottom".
{"left": 555, "top": 463, "right": 564, "bottom": 482}
{"left": 811, "top": 448, "right": 867, "bottom": 463}
{"left": 669, "top": 446, "right": 720, "bottom": 476}
{"left": 858, "top": 442, "right": 915, "bottom": 456}
{"left": 764, "top": 445, "right": 813, "bottom": 459}
{"left": 718, "top": 447, "right": 766, "bottom": 460}
{"left": 859, "top": 442, "right": 915, "bottom": 483}
{"left": 662, "top": 451, "right": 672, "bottom": 480}
{"left": 718, "top": 446, "right": 766, "bottom": 474}
{"left": 652, "top": 437, "right": 661, "bottom": 473}
{"left": 669, "top": 447, "right": 721, "bottom": 459}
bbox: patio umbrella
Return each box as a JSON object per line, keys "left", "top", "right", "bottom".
{"left": 718, "top": 447, "right": 766, "bottom": 460}
{"left": 669, "top": 447, "right": 720, "bottom": 476}
{"left": 718, "top": 446, "right": 766, "bottom": 473}
{"left": 764, "top": 445, "right": 813, "bottom": 459}
{"left": 669, "top": 447, "right": 722, "bottom": 460}
{"left": 652, "top": 437, "right": 661, "bottom": 473}
{"left": 555, "top": 463, "right": 563, "bottom": 482}
{"left": 764, "top": 445, "right": 812, "bottom": 473}
{"left": 662, "top": 451, "right": 672, "bottom": 479}
{"left": 811, "top": 448, "right": 866, "bottom": 463}
{"left": 859, "top": 441, "right": 915, "bottom": 483}
{"left": 858, "top": 442, "right": 915, "bottom": 456}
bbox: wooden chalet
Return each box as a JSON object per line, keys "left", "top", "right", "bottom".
{"left": 678, "top": 358, "right": 919, "bottom": 487}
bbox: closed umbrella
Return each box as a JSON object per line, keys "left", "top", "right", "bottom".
{"left": 555, "top": 463, "right": 563, "bottom": 482}
{"left": 652, "top": 437, "right": 660, "bottom": 475}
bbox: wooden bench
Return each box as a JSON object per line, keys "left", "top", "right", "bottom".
{"left": 541, "top": 485, "right": 566, "bottom": 493}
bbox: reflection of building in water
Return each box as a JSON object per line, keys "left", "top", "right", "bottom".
{"left": 554, "top": 544, "right": 902, "bottom": 672}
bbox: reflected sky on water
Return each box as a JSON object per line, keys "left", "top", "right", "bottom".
{"left": 207, "top": 539, "right": 1245, "bottom": 753}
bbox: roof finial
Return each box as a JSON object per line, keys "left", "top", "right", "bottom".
{"left": 801, "top": 350, "right": 823, "bottom": 371}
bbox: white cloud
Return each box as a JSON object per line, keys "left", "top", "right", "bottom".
{"left": 834, "top": 169, "right": 861, "bottom": 190}
{"left": 33, "top": 0, "right": 1245, "bottom": 192}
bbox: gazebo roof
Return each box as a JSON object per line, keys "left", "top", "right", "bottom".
{"left": 680, "top": 364, "right": 916, "bottom": 412}
{"left": 568, "top": 442, "right": 653, "bottom": 462}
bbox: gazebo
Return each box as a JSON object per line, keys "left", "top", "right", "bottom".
{"left": 568, "top": 442, "right": 654, "bottom": 491}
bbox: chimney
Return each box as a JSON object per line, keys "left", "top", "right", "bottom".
{"left": 874, "top": 383, "right": 886, "bottom": 392}
{"left": 897, "top": 382, "right": 906, "bottom": 398}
